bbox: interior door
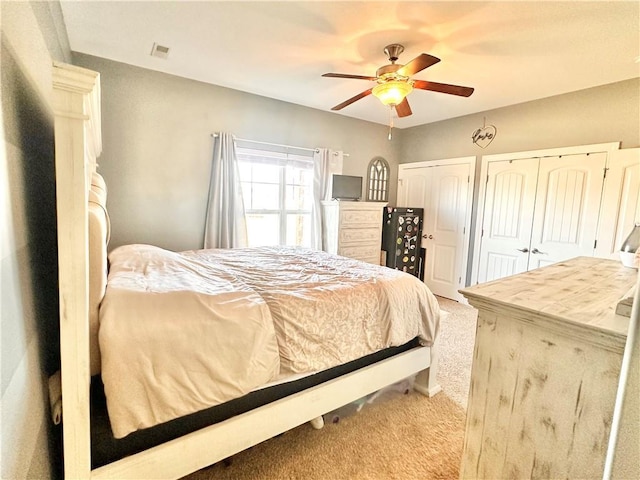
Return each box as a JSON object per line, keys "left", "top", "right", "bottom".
{"left": 477, "top": 158, "right": 539, "bottom": 283}
{"left": 421, "top": 163, "right": 471, "bottom": 301}
{"left": 398, "top": 162, "right": 472, "bottom": 301}
{"left": 528, "top": 153, "right": 607, "bottom": 269}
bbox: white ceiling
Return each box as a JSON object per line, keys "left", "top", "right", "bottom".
{"left": 60, "top": 1, "right": 640, "bottom": 129}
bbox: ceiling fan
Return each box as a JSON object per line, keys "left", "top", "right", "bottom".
{"left": 323, "top": 44, "right": 474, "bottom": 118}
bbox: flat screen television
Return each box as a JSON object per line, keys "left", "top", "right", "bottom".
{"left": 332, "top": 174, "right": 362, "bottom": 201}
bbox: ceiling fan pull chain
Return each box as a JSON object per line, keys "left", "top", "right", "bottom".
{"left": 388, "top": 106, "right": 394, "bottom": 140}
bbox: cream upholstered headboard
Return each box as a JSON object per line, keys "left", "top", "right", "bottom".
{"left": 88, "top": 171, "right": 109, "bottom": 375}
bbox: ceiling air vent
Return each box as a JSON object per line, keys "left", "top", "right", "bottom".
{"left": 150, "top": 43, "right": 170, "bottom": 59}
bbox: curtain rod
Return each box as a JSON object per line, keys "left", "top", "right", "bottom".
{"left": 211, "top": 133, "right": 349, "bottom": 157}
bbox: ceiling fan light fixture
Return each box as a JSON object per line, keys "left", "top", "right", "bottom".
{"left": 372, "top": 81, "right": 413, "bottom": 106}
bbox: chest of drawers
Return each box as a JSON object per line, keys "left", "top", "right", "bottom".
{"left": 321, "top": 201, "right": 385, "bottom": 264}
{"left": 459, "top": 257, "right": 636, "bottom": 479}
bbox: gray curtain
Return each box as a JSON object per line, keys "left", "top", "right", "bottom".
{"left": 311, "top": 148, "right": 333, "bottom": 250}
{"left": 203, "top": 132, "right": 248, "bottom": 249}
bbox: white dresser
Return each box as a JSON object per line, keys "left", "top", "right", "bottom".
{"left": 321, "top": 201, "right": 385, "bottom": 264}
{"left": 459, "top": 257, "right": 636, "bottom": 480}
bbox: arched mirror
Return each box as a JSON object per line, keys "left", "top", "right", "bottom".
{"left": 366, "top": 156, "right": 390, "bottom": 202}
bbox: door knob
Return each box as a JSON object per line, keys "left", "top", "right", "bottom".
{"left": 516, "top": 248, "right": 529, "bottom": 253}
{"left": 531, "top": 248, "right": 547, "bottom": 254}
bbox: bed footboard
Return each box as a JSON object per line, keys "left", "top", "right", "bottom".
{"left": 91, "top": 346, "right": 432, "bottom": 479}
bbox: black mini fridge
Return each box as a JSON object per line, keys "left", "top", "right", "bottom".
{"left": 381, "top": 207, "right": 424, "bottom": 278}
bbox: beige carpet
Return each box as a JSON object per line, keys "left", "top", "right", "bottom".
{"left": 436, "top": 297, "right": 479, "bottom": 409}
{"left": 184, "top": 297, "right": 478, "bottom": 480}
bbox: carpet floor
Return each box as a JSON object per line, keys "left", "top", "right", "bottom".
{"left": 436, "top": 297, "right": 479, "bottom": 409}
{"left": 183, "top": 296, "right": 478, "bottom": 480}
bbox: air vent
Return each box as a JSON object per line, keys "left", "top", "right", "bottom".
{"left": 150, "top": 43, "right": 170, "bottom": 59}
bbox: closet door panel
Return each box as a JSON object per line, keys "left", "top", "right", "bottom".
{"left": 595, "top": 148, "right": 640, "bottom": 258}
{"left": 528, "top": 153, "right": 606, "bottom": 270}
{"left": 397, "top": 171, "right": 427, "bottom": 208}
{"left": 478, "top": 158, "right": 539, "bottom": 283}
{"left": 617, "top": 161, "right": 640, "bottom": 230}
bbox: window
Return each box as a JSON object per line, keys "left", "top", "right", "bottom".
{"left": 236, "top": 146, "right": 314, "bottom": 248}
{"left": 367, "top": 156, "right": 390, "bottom": 202}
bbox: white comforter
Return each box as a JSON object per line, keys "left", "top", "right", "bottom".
{"left": 99, "top": 244, "right": 440, "bottom": 438}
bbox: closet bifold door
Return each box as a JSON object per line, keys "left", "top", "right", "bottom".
{"left": 397, "top": 157, "right": 476, "bottom": 301}
{"left": 595, "top": 148, "right": 640, "bottom": 258}
{"left": 528, "top": 153, "right": 607, "bottom": 270}
{"left": 477, "top": 157, "right": 539, "bottom": 283}
{"left": 477, "top": 152, "right": 608, "bottom": 283}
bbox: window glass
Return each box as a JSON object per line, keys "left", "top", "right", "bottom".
{"left": 237, "top": 145, "right": 314, "bottom": 247}
{"left": 250, "top": 183, "right": 280, "bottom": 210}
{"left": 286, "top": 214, "right": 311, "bottom": 247}
{"left": 285, "top": 185, "right": 312, "bottom": 210}
{"left": 245, "top": 213, "right": 280, "bottom": 246}
{"left": 251, "top": 163, "right": 280, "bottom": 184}
{"left": 286, "top": 166, "right": 312, "bottom": 185}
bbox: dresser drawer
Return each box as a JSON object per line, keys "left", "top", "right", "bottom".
{"left": 338, "top": 227, "right": 380, "bottom": 245}
{"left": 339, "top": 208, "right": 382, "bottom": 227}
{"left": 338, "top": 244, "right": 381, "bottom": 263}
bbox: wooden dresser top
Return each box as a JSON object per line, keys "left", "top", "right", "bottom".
{"left": 461, "top": 257, "right": 637, "bottom": 341}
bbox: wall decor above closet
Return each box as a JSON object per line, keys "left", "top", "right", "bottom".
{"left": 471, "top": 118, "right": 497, "bottom": 149}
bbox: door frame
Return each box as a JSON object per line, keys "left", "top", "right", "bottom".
{"left": 470, "top": 142, "right": 621, "bottom": 285}
{"left": 398, "top": 156, "right": 476, "bottom": 301}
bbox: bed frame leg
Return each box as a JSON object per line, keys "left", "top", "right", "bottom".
{"left": 413, "top": 342, "right": 442, "bottom": 397}
{"left": 310, "top": 416, "right": 325, "bottom": 430}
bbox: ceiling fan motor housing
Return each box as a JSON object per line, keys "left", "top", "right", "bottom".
{"left": 376, "top": 64, "right": 412, "bottom": 86}
{"left": 378, "top": 44, "right": 409, "bottom": 83}
{"left": 376, "top": 63, "right": 402, "bottom": 78}
{"left": 383, "top": 43, "right": 404, "bottom": 62}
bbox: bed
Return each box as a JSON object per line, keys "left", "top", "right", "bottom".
{"left": 53, "top": 62, "right": 442, "bottom": 479}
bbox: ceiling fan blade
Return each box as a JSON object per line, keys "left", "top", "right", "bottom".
{"left": 330, "top": 88, "right": 373, "bottom": 111}
{"left": 413, "top": 80, "right": 474, "bottom": 97}
{"left": 322, "top": 73, "right": 378, "bottom": 81}
{"left": 397, "top": 53, "right": 440, "bottom": 77}
{"left": 395, "top": 98, "right": 412, "bottom": 117}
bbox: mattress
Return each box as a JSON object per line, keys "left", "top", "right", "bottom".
{"left": 90, "top": 338, "right": 421, "bottom": 468}
{"left": 99, "top": 244, "right": 440, "bottom": 438}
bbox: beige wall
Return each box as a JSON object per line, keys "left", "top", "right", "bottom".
{"left": 1, "top": 2, "right": 70, "bottom": 479}
{"left": 397, "top": 78, "right": 640, "bottom": 163}
{"left": 72, "top": 53, "right": 400, "bottom": 252}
